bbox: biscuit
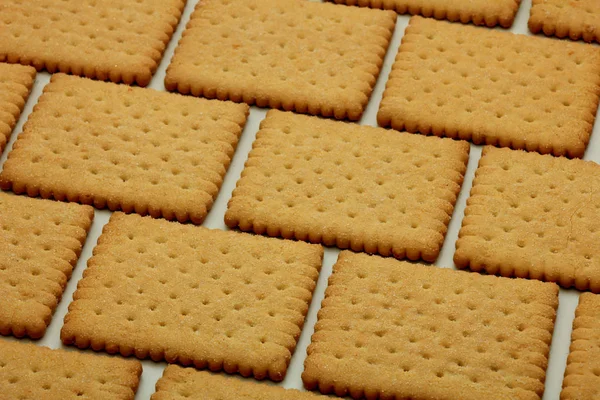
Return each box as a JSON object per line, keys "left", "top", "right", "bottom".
{"left": 0, "top": 338, "right": 141, "bottom": 400}
{"left": 0, "top": 192, "right": 93, "bottom": 339}
{"left": 377, "top": 16, "right": 600, "bottom": 158}
{"left": 0, "top": 0, "right": 185, "bottom": 86}
{"left": 225, "top": 110, "right": 469, "bottom": 262}
{"left": 152, "top": 365, "right": 323, "bottom": 400}
{"left": 529, "top": 0, "right": 600, "bottom": 44}
{"left": 303, "top": 251, "right": 559, "bottom": 400}
{"left": 454, "top": 146, "right": 600, "bottom": 292}
{"left": 165, "top": 0, "right": 396, "bottom": 120}
{"left": 61, "top": 212, "right": 323, "bottom": 381}
{"left": 329, "top": 0, "right": 522, "bottom": 28}
{"left": 0, "top": 74, "right": 249, "bottom": 224}
{"left": 0, "top": 63, "right": 35, "bottom": 152}
{"left": 562, "top": 293, "right": 600, "bottom": 400}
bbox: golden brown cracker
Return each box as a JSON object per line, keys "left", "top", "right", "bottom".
{"left": 0, "top": 74, "right": 249, "bottom": 224}
{"left": 165, "top": 0, "right": 396, "bottom": 120}
{"left": 378, "top": 16, "right": 600, "bottom": 158}
{"left": 61, "top": 212, "right": 323, "bottom": 381}
{"left": 0, "top": 62, "right": 35, "bottom": 152}
{"left": 0, "top": 192, "right": 93, "bottom": 339}
{"left": 562, "top": 293, "right": 600, "bottom": 400}
{"left": 529, "top": 0, "right": 600, "bottom": 43}
{"left": 455, "top": 146, "right": 600, "bottom": 292}
{"left": 152, "top": 366, "right": 323, "bottom": 400}
{"left": 0, "top": 0, "right": 185, "bottom": 86}
{"left": 225, "top": 110, "right": 469, "bottom": 262}
{"left": 303, "top": 251, "right": 559, "bottom": 400}
{"left": 329, "top": 0, "right": 522, "bottom": 28}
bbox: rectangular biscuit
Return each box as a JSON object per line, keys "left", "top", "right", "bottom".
{"left": 0, "top": 63, "right": 35, "bottom": 152}
{"left": 529, "top": 0, "right": 600, "bottom": 43}
{"left": 0, "top": 192, "right": 93, "bottom": 339}
{"left": 165, "top": 0, "right": 396, "bottom": 120}
{"left": 303, "top": 251, "right": 559, "bottom": 400}
{"left": 454, "top": 146, "right": 600, "bottom": 292}
{"left": 0, "top": 0, "right": 185, "bottom": 86}
{"left": 225, "top": 110, "right": 469, "bottom": 262}
{"left": 0, "top": 338, "right": 141, "bottom": 399}
{"left": 562, "top": 293, "right": 600, "bottom": 400}
{"left": 152, "top": 365, "right": 323, "bottom": 400}
{"left": 329, "top": 0, "right": 522, "bottom": 28}
{"left": 378, "top": 16, "right": 600, "bottom": 158}
{"left": 0, "top": 74, "right": 249, "bottom": 224}
{"left": 61, "top": 212, "right": 323, "bottom": 382}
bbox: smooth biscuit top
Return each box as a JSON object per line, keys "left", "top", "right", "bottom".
{"left": 62, "top": 212, "right": 323, "bottom": 381}
{"left": 226, "top": 110, "right": 469, "bottom": 262}
{"left": 529, "top": 0, "right": 600, "bottom": 43}
{"left": 378, "top": 16, "right": 600, "bottom": 158}
{"left": 561, "top": 293, "right": 600, "bottom": 400}
{"left": 165, "top": 0, "right": 396, "bottom": 120}
{"left": 0, "top": 192, "right": 93, "bottom": 339}
{"left": 303, "top": 251, "right": 559, "bottom": 400}
{"left": 0, "top": 339, "right": 142, "bottom": 400}
{"left": 0, "top": 62, "right": 35, "bottom": 152}
{"left": 455, "top": 146, "right": 600, "bottom": 292}
{"left": 329, "top": 0, "right": 522, "bottom": 28}
{"left": 0, "top": 74, "right": 249, "bottom": 224}
{"left": 152, "top": 365, "right": 323, "bottom": 400}
{"left": 0, "top": 0, "right": 185, "bottom": 86}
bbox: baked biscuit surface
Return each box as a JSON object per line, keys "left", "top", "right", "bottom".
{"left": 0, "top": 0, "right": 185, "bottom": 86}
{"left": 455, "top": 147, "right": 600, "bottom": 292}
{"left": 378, "top": 16, "right": 600, "bottom": 158}
{"left": 165, "top": 0, "right": 396, "bottom": 120}
{"left": 225, "top": 110, "right": 469, "bottom": 262}
{"left": 562, "top": 293, "right": 600, "bottom": 400}
{"left": 0, "top": 62, "right": 35, "bottom": 152}
{"left": 0, "top": 192, "right": 93, "bottom": 339}
{"left": 303, "top": 251, "right": 558, "bottom": 400}
{"left": 329, "top": 0, "right": 522, "bottom": 28}
{"left": 0, "top": 74, "right": 249, "bottom": 224}
{"left": 61, "top": 213, "right": 323, "bottom": 382}
{"left": 529, "top": 0, "right": 600, "bottom": 43}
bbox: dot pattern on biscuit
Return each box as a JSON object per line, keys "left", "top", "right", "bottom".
{"left": 225, "top": 110, "right": 469, "bottom": 262}
{"left": 302, "top": 251, "right": 559, "bottom": 400}
{"left": 0, "top": 339, "right": 141, "bottom": 400}
{"left": 329, "top": 0, "right": 522, "bottom": 28}
{"left": 562, "top": 293, "right": 600, "bottom": 400}
{"left": 377, "top": 16, "right": 600, "bottom": 158}
{"left": 0, "top": 74, "right": 249, "bottom": 224}
{"left": 61, "top": 212, "right": 323, "bottom": 382}
{"left": 0, "top": 192, "right": 93, "bottom": 339}
{"left": 152, "top": 366, "right": 324, "bottom": 400}
{"left": 529, "top": 0, "right": 600, "bottom": 44}
{"left": 165, "top": 0, "right": 396, "bottom": 121}
{"left": 0, "top": 0, "right": 185, "bottom": 86}
{"left": 454, "top": 146, "right": 600, "bottom": 292}
{"left": 0, "top": 63, "right": 35, "bottom": 153}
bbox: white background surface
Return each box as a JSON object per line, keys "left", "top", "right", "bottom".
{"left": 1, "top": 0, "right": 598, "bottom": 398}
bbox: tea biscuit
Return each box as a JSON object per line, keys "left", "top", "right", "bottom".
{"left": 152, "top": 365, "right": 323, "bottom": 400}
{"left": 0, "top": 74, "right": 249, "bottom": 224}
{"left": 329, "top": 0, "right": 522, "bottom": 28}
{"left": 0, "top": 63, "right": 35, "bottom": 153}
{"left": 455, "top": 147, "right": 600, "bottom": 292}
{"left": 61, "top": 212, "right": 323, "bottom": 381}
{"left": 225, "top": 110, "right": 469, "bottom": 262}
{"left": 529, "top": 0, "right": 600, "bottom": 44}
{"left": 562, "top": 293, "right": 600, "bottom": 400}
{"left": 0, "top": 192, "right": 93, "bottom": 339}
{"left": 378, "top": 16, "right": 600, "bottom": 158}
{"left": 303, "top": 251, "right": 559, "bottom": 400}
{"left": 0, "top": 0, "right": 185, "bottom": 86}
{"left": 0, "top": 339, "right": 141, "bottom": 400}
{"left": 165, "top": 0, "right": 396, "bottom": 120}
